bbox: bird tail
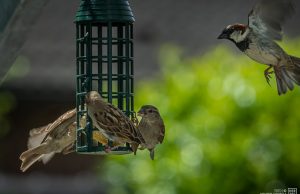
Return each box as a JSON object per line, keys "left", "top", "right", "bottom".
{"left": 130, "top": 143, "right": 139, "bottom": 155}
{"left": 274, "top": 56, "right": 300, "bottom": 95}
{"left": 19, "top": 145, "right": 48, "bottom": 172}
{"left": 149, "top": 148, "right": 155, "bottom": 160}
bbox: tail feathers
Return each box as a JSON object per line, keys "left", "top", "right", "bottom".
{"left": 149, "top": 148, "right": 155, "bottom": 160}
{"left": 19, "top": 144, "right": 49, "bottom": 172}
{"left": 275, "top": 56, "right": 300, "bottom": 95}
{"left": 287, "top": 56, "right": 300, "bottom": 85}
{"left": 20, "top": 150, "right": 44, "bottom": 172}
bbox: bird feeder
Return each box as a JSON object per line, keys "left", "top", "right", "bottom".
{"left": 75, "top": 0, "right": 135, "bottom": 154}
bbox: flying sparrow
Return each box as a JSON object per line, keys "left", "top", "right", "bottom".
{"left": 137, "top": 105, "right": 165, "bottom": 160}
{"left": 218, "top": 0, "right": 300, "bottom": 95}
{"left": 85, "top": 91, "right": 145, "bottom": 154}
{"left": 19, "top": 108, "right": 76, "bottom": 172}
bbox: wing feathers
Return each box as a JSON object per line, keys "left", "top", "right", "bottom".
{"left": 248, "top": 0, "right": 295, "bottom": 40}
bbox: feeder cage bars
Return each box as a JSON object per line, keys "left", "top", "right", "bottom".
{"left": 75, "top": 0, "right": 135, "bottom": 154}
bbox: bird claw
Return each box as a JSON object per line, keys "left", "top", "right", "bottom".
{"left": 265, "top": 73, "right": 272, "bottom": 86}
{"left": 104, "top": 145, "right": 120, "bottom": 153}
{"left": 104, "top": 145, "right": 112, "bottom": 153}
{"left": 264, "top": 66, "right": 274, "bottom": 86}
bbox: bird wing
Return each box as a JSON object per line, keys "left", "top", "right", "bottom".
{"left": 94, "top": 104, "right": 144, "bottom": 144}
{"left": 41, "top": 108, "right": 76, "bottom": 143}
{"left": 158, "top": 122, "right": 165, "bottom": 144}
{"left": 27, "top": 124, "right": 52, "bottom": 149}
{"left": 248, "top": 0, "right": 295, "bottom": 40}
{"left": 29, "top": 124, "right": 52, "bottom": 136}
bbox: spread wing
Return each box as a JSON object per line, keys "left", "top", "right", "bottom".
{"left": 41, "top": 108, "right": 76, "bottom": 143}
{"left": 27, "top": 124, "right": 52, "bottom": 149}
{"left": 248, "top": 0, "right": 295, "bottom": 40}
{"left": 94, "top": 104, "right": 144, "bottom": 144}
{"left": 29, "top": 124, "right": 51, "bottom": 137}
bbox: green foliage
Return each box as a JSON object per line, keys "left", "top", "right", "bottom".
{"left": 0, "top": 91, "right": 15, "bottom": 137}
{"left": 97, "top": 39, "right": 300, "bottom": 194}
{"left": 0, "top": 55, "right": 26, "bottom": 137}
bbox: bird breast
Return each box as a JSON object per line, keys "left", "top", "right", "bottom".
{"left": 243, "top": 32, "right": 285, "bottom": 65}
{"left": 139, "top": 122, "right": 160, "bottom": 148}
{"left": 245, "top": 42, "right": 279, "bottom": 65}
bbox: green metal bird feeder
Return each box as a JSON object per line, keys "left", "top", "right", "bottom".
{"left": 75, "top": 0, "right": 135, "bottom": 154}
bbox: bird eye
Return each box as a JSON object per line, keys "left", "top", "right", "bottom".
{"left": 148, "top": 109, "right": 153, "bottom": 113}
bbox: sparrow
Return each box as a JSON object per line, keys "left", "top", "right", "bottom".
{"left": 137, "top": 105, "right": 165, "bottom": 160}
{"left": 79, "top": 114, "right": 113, "bottom": 145}
{"left": 218, "top": 0, "right": 300, "bottom": 95}
{"left": 19, "top": 108, "right": 76, "bottom": 172}
{"left": 85, "top": 91, "right": 145, "bottom": 154}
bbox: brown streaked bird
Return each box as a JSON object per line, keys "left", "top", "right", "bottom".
{"left": 80, "top": 114, "right": 111, "bottom": 145}
{"left": 85, "top": 91, "right": 145, "bottom": 154}
{"left": 218, "top": 0, "right": 300, "bottom": 95}
{"left": 19, "top": 108, "right": 76, "bottom": 172}
{"left": 137, "top": 105, "right": 165, "bottom": 160}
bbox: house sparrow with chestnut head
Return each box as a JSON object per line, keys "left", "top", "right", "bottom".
{"left": 137, "top": 105, "right": 165, "bottom": 160}
{"left": 19, "top": 108, "right": 76, "bottom": 172}
{"left": 85, "top": 91, "right": 145, "bottom": 154}
{"left": 218, "top": 0, "right": 300, "bottom": 95}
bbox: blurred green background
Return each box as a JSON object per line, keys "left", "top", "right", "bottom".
{"left": 1, "top": 1, "right": 300, "bottom": 193}
{"left": 96, "top": 39, "right": 300, "bottom": 194}
{"left": 0, "top": 56, "right": 29, "bottom": 138}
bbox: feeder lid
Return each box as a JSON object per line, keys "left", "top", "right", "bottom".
{"left": 76, "top": 0, "right": 135, "bottom": 22}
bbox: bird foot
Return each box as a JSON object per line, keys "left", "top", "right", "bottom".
{"left": 104, "top": 145, "right": 120, "bottom": 153}
{"left": 104, "top": 145, "right": 112, "bottom": 153}
{"left": 264, "top": 66, "right": 274, "bottom": 86}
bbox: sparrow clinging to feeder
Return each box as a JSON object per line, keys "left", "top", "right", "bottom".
{"left": 85, "top": 91, "right": 145, "bottom": 154}
{"left": 218, "top": 0, "right": 300, "bottom": 95}
{"left": 19, "top": 108, "right": 76, "bottom": 172}
{"left": 19, "top": 108, "right": 115, "bottom": 172}
{"left": 137, "top": 105, "right": 165, "bottom": 160}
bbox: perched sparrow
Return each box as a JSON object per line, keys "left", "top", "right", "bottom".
{"left": 218, "top": 0, "right": 300, "bottom": 95}
{"left": 19, "top": 109, "right": 76, "bottom": 172}
{"left": 85, "top": 91, "right": 145, "bottom": 154}
{"left": 137, "top": 105, "right": 165, "bottom": 160}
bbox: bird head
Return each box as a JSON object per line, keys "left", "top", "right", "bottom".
{"left": 137, "top": 105, "right": 160, "bottom": 119}
{"left": 218, "top": 24, "right": 248, "bottom": 43}
{"left": 85, "top": 91, "right": 102, "bottom": 105}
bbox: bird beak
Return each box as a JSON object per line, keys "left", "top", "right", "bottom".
{"left": 137, "top": 110, "right": 144, "bottom": 117}
{"left": 217, "top": 31, "right": 229, "bottom": 39}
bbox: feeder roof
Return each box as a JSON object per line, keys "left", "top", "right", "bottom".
{"left": 76, "top": 0, "right": 134, "bottom": 23}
